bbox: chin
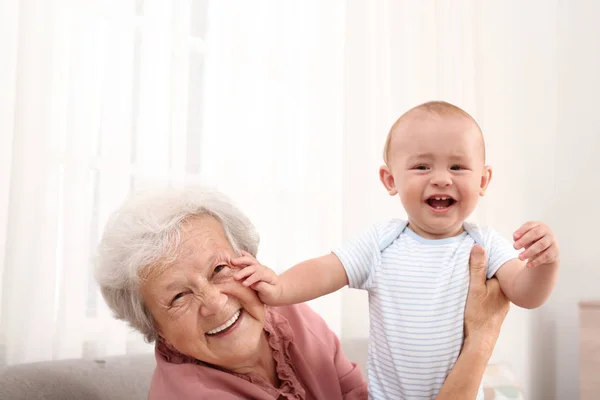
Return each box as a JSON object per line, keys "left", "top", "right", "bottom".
{"left": 215, "top": 334, "right": 265, "bottom": 368}
{"left": 423, "top": 222, "right": 463, "bottom": 237}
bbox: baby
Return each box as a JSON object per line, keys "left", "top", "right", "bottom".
{"left": 233, "top": 101, "right": 560, "bottom": 399}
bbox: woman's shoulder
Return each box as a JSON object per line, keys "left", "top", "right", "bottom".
{"left": 268, "top": 303, "right": 337, "bottom": 348}
{"left": 270, "top": 303, "right": 328, "bottom": 328}
{"left": 267, "top": 304, "right": 368, "bottom": 399}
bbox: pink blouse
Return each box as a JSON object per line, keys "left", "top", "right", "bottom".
{"left": 148, "top": 303, "right": 368, "bottom": 399}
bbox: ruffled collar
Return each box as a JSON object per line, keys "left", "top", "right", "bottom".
{"left": 156, "top": 307, "right": 305, "bottom": 399}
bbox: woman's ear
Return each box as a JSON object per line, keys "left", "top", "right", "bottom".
{"left": 379, "top": 165, "right": 398, "bottom": 196}
{"left": 479, "top": 166, "right": 493, "bottom": 196}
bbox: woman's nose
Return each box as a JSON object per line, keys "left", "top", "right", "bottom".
{"left": 199, "top": 287, "right": 228, "bottom": 317}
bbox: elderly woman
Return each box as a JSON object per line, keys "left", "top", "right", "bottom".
{"left": 95, "top": 185, "right": 509, "bottom": 400}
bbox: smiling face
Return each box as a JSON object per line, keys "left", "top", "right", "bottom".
{"left": 140, "top": 214, "right": 267, "bottom": 370}
{"left": 379, "top": 110, "right": 492, "bottom": 239}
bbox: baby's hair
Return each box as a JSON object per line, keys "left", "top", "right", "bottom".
{"left": 383, "top": 101, "right": 485, "bottom": 164}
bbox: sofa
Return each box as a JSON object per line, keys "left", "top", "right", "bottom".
{"left": 0, "top": 353, "right": 155, "bottom": 400}
{"left": 0, "top": 339, "right": 524, "bottom": 400}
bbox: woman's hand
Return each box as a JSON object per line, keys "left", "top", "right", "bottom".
{"left": 436, "top": 245, "right": 510, "bottom": 399}
{"left": 463, "top": 245, "right": 510, "bottom": 354}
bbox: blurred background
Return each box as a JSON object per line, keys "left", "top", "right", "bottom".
{"left": 1, "top": 1, "right": 599, "bottom": 398}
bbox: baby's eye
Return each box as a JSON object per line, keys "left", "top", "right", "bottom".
{"left": 413, "top": 165, "right": 429, "bottom": 171}
{"left": 450, "top": 165, "right": 464, "bottom": 171}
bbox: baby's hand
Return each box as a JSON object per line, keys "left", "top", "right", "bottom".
{"left": 232, "top": 251, "right": 284, "bottom": 306}
{"left": 513, "top": 221, "right": 560, "bottom": 268}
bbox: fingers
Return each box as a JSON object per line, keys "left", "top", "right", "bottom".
{"left": 518, "top": 233, "right": 553, "bottom": 261}
{"left": 240, "top": 250, "right": 253, "bottom": 257}
{"left": 469, "top": 245, "right": 487, "bottom": 274}
{"left": 526, "top": 244, "right": 559, "bottom": 268}
{"left": 231, "top": 250, "right": 259, "bottom": 272}
{"left": 233, "top": 265, "right": 257, "bottom": 281}
{"left": 468, "top": 245, "right": 487, "bottom": 293}
{"left": 514, "top": 223, "right": 547, "bottom": 251}
{"left": 253, "top": 282, "right": 283, "bottom": 306}
{"left": 513, "top": 221, "right": 539, "bottom": 241}
{"left": 231, "top": 255, "right": 258, "bottom": 267}
{"left": 252, "top": 281, "right": 274, "bottom": 293}
{"left": 241, "top": 271, "right": 266, "bottom": 287}
{"left": 233, "top": 265, "right": 277, "bottom": 287}
{"left": 231, "top": 250, "right": 257, "bottom": 265}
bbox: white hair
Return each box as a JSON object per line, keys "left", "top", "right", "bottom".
{"left": 94, "top": 184, "right": 260, "bottom": 342}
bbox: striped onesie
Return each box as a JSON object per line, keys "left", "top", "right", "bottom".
{"left": 333, "top": 219, "right": 519, "bottom": 400}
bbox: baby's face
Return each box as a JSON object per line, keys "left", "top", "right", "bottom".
{"left": 382, "top": 112, "right": 490, "bottom": 239}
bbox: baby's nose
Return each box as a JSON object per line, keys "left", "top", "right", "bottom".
{"left": 431, "top": 172, "right": 452, "bottom": 186}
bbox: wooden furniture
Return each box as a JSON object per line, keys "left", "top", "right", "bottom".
{"left": 580, "top": 301, "right": 600, "bottom": 399}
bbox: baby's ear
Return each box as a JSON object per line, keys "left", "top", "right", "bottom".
{"left": 479, "top": 166, "right": 493, "bottom": 195}
{"left": 379, "top": 165, "right": 398, "bottom": 196}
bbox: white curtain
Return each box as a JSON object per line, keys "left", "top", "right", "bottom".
{"left": 198, "top": 0, "right": 346, "bottom": 336}
{"left": 0, "top": 0, "right": 210, "bottom": 365}
{"left": 0, "top": 0, "right": 346, "bottom": 366}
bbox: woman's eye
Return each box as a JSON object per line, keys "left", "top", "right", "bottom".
{"left": 214, "top": 264, "right": 230, "bottom": 274}
{"left": 171, "top": 292, "right": 185, "bottom": 304}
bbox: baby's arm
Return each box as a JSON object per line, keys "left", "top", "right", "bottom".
{"left": 233, "top": 252, "right": 348, "bottom": 306}
{"left": 233, "top": 223, "right": 382, "bottom": 306}
{"left": 494, "top": 221, "right": 560, "bottom": 309}
{"left": 279, "top": 254, "right": 349, "bottom": 304}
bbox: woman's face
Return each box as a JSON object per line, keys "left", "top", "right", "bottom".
{"left": 140, "top": 214, "right": 266, "bottom": 369}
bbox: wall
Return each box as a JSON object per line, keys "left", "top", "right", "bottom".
{"left": 549, "top": 1, "right": 600, "bottom": 398}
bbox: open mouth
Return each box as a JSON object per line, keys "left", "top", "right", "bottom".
{"left": 206, "top": 309, "right": 242, "bottom": 336}
{"left": 425, "top": 196, "right": 456, "bottom": 210}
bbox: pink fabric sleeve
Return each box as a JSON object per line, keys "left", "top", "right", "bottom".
{"left": 285, "top": 303, "right": 368, "bottom": 399}
{"left": 332, "top": 332, "right": 368, "bottom": 399}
